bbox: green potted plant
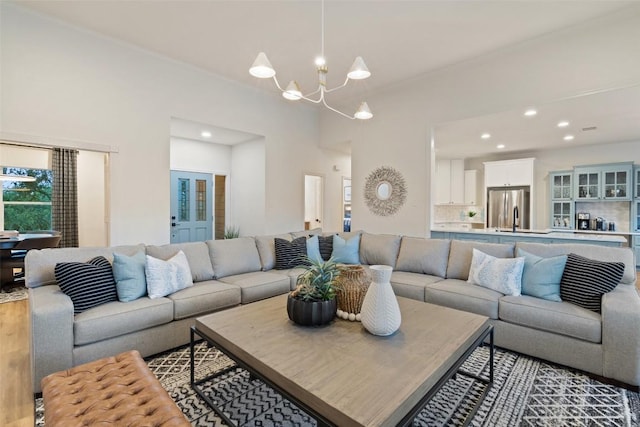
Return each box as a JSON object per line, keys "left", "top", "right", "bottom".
{"left": 287, "top": 257, "right": 341, "bottom": 326}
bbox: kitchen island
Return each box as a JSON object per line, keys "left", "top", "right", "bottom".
{"left": 430, "top": 228, "right": 628, "bottom": 247}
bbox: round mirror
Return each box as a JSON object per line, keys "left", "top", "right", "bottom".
{"left": 364, "top": 166, "right": 407, "bottom": 216}
{"left": 376, "top": 182, "right": 392, "bottom": 200}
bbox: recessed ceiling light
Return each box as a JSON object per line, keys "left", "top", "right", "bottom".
{"left": 481, "top": 133, "right": 491, "bottom": 140}
{"left": 201, "top": 131, "right": 212, "bottom": 138}
{"left": 563, "top": 135, "right": 575, "bottom": 141}
{"left": 524, "top": 109, "right": 537, "bottom": 117}
{"left": 497, "top": 144, "right": 505, "bottom": 149}
{"left": 557, "top": 121, "right": 569, "bottom": 128}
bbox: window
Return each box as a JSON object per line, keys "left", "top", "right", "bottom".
{"left": 1, "top": 167, "right": 53, "bottom": 231}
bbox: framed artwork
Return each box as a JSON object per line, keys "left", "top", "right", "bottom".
{"left": 344, "top": 186, "right": 352, "bottom": 202}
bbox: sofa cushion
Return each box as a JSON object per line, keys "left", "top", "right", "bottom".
{"left": 286, "top": 267, "right": 307, "bottom": 290}
{"left": 332, "top": 234, "right": 361, "bottom": 264}
{"left": 467, "top": 249, "right": 524, "bottom": 296}
{"left": 26, "top": 244, "right": 146, "bottom": 288}
{"left": 218, "top": 271, "right": 290, "bottom": 304}
{"left": 207, "top": 237, "right": 262, "bottom": 278}
{"left": 395, "top": 237, "right": 450, "bottom": 278}
{"left": 274, "top": 237, "right": 309, "bottom": 269}
{"left": 515, "top": 242, "right": 636, "bottom": 286}
{"left": 168, "top": 280, "right": 241, "bottom": 320}
{"left": 113, "top": 251, "right": 147, "bottom": 302}
{"left": 255, "top": 234, "right": 292, "bottom": 271}
{"left": 74, "top": 297, "right": 174, "bottom": 346}
{"left": 145, "top": 252, "right": 193, "bottom": 299}
{"left": 516, "top": 248, "right": 566, "bottom": 302}
{"left": 560, "top": 253, "right": 624, "bottom": 313}
{"left": 55, "top": 256, "right": 118, "bottom": 314}
{"left": 446, "top": 240, "right": 515, "bottom": 280}
{"left": 390, "top": 271, "right": 443, "bottom": 301}
{"left": 146, "top": 242, "right": 214, "bottom": 282}
{"left": 291, "top": 228, "right": 322, "bottom": 238}
{"left": 359, "top": 233, "right": 402, "bottom": 267}
{"left": 425, "top": 279, "right": 501, "bottom": 319}
{"left": 499, "top": 295, "right": 602, "bottom": 343}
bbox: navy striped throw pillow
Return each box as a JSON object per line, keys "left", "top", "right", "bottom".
{"left": 274, "top": 237, "right": 309, "bottom": 270}
{"left": 559, "top": 253, "right": 624, "bottom": 313}
{"left": 317, "top": 235, "right": 334, "bottom": 261}
{"left": 55, "top": 256, "right": 118, "bottom": 314}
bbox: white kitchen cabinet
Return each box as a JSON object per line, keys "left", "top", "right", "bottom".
{"left": 435, "top": 159, "right": 464, "bottom": 204}
{"left": 464, "top": 169, "right": 477, "bottom": 205}
{"left": 484, "top": 158, "right": 535, "bottom": 187}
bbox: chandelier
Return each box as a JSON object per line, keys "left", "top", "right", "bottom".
{"left": 249, "top": 1, "right": 373, "bottom": 120}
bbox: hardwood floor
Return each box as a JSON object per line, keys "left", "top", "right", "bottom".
{"left": 2, "top": 274, "right": 640, "bottom": 426}
{"left": 0, "top": 298, "right": 33, "bottom": 427}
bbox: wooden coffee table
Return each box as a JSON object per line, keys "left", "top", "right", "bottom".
{"left": 191, "top": 294, "right": 493, "bottom": 427}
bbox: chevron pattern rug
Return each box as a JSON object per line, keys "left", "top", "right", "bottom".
{"left": 36, "top": 342, "right": 640, "bottom": 426}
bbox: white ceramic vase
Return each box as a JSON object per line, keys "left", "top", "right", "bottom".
{"left": 360, "top": 265, "right": 401, "bottom": 336}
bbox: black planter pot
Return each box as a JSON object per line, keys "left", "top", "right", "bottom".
{"left": 287, "top": 295, "right": 337, "bottom": 326}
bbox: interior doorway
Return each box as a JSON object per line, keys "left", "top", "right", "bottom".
{"left": 304, "top": 174, "right": 324, "bottom": 230}
{"left": 170, "top": 170, "right": 213, "bottom": 243}
{"left": 214, "top": 175, "right": 226, "bottom": 239}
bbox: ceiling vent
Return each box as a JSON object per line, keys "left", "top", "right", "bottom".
{"left": 582, "top": 126, "right": 598, "bottom": 131}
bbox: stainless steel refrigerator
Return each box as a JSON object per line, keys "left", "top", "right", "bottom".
{"left": 487, "top": 186, "right": 530, "bottom": 231}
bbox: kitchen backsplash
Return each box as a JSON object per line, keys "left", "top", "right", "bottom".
{"left": 574, "top": 201, "right": 630, "bottom": 232}
{"left": 434, "top": 204, "right": 484, "bottom": 223}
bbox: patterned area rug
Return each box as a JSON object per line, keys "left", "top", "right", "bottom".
{"left": 0, "top": 286, "right": 27, "bottom": 304}
{"left": 35, "top": 342, "right": 640, "bottom": 426}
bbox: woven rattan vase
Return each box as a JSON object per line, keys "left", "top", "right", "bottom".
{"left": 334, "top": 265, "right": 371, "bottom": 321}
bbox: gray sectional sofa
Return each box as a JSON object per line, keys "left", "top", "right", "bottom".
{"left": 26, "top": 230, "right": 640, "bottom": 393}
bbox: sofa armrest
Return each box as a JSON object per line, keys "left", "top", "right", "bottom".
{"left": 602, "top": 284, "right": 640, "bottom": 387}
{"left": 29, "top": 285, "right": 74, "bottom": 393}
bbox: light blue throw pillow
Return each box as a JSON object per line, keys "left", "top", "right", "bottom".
{"left": 113, "top": 251, "right": 147, "bottom": 302}
{"left": 306, "top": 235, "right": 323, "bottom": 264}
{"left": 517, "top": 248, "right": 566, "bottom": 302}
{"left": 332, "top": 234, "right": 361, "bottom": 264}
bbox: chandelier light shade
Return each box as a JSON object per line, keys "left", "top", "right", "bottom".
{"left": 283, "top": 80, "right": 302, "bottom": 100}
{"left": 248, "top": 1, "right": 372, "bottom": 120}
{"left": 249, "top": 52, "right": 276, "bottom": 79}
{"left": 347, "top": 57, "right": 371, "bottom": 80}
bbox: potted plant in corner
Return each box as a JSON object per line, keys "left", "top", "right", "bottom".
{"left": 287, "top": 257, "right": 340, "bottom": 326}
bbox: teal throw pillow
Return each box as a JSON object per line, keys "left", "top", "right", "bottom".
{"left": 517, "top": 248, "right": 566, "bottom": 302}
{"left": 332, "top": 234, "right": 361, "bottom": 264}
{"left": 306, "top": 235, "right": 323, "bottom": 264}
{"left": 113, "top": 251, "right": 147, "bottom": 302}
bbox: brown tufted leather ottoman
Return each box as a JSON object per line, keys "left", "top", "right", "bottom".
{"left": 41, "top": 350, "right": 190, "bottom": 427}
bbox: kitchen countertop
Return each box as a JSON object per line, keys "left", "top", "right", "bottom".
{"left": 431, "top": 227, "right": 629, "bottom": 243}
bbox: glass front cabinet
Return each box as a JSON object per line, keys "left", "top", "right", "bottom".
{"left": 574, "top": 163, "right": 633, "bottom": 201}
{"left": 550, "top": 171, "right": 574, "bottom": 229}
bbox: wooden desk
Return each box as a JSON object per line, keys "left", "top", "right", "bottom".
{"left": 0, "top": 232, "right": 61, "bottom": 290}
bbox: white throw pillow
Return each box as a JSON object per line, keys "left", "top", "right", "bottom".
{"left": 467, "top": 248, "right": 524, "bottom": 296}
{"left": 145, "top": 250, "right": 194, "bottom": 299}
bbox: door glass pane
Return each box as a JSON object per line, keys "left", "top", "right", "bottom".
{"left": 196, "top": 179, "right": 206, "bottom": 221}
{"left": 562, "top": 187, "right": 571, "bottom": 199}
{"left": 178, "top": 178, "right": 190, "bottom": 221}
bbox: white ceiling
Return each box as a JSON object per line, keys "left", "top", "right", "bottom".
{"left": 12, "top": 0, "right": 640, "bottom": 154}
{"left": 435, "top": 84, "right": 640, "bottom": 159}
{"left": 170, "top": 117, "right": 262, "bottom": 145}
